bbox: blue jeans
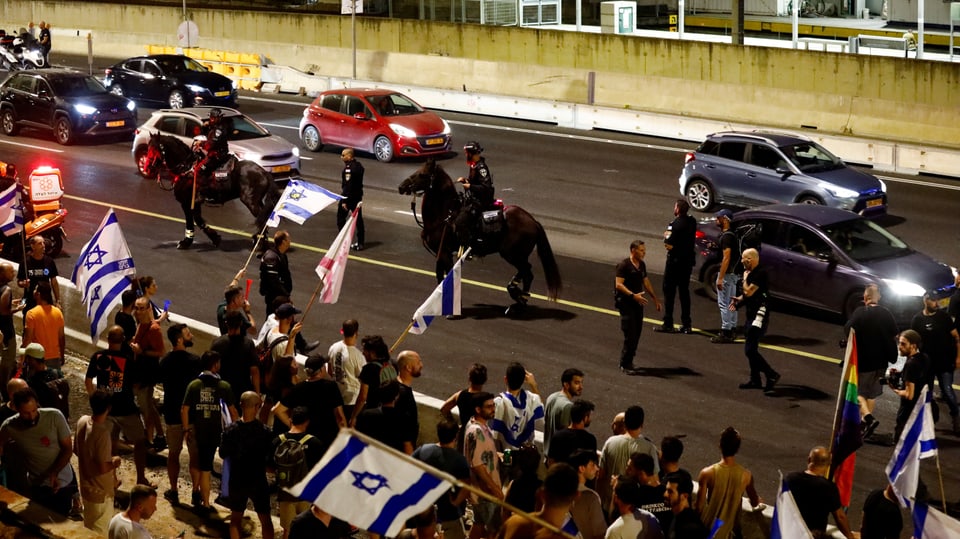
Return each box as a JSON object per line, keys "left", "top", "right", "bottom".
{"left": 718, "top": 273, "right": 739, "bottom": 331}
{"left": 937, "top": 370, "right": 958, "bottom": 417}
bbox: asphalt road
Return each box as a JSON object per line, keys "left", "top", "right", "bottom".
{"left": 2, "top": 57, "right": 959, "bottom": 532}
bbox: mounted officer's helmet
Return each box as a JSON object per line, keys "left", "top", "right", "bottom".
{"left": 463, "top": 141, "right": 483, "bottom": 155}
{"left": 209, "top": 108, "right": 223, "bottom": 121}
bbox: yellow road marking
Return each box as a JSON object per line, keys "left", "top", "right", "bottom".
{"left": 66, "top": 193, "right": 842, "bottom": 365}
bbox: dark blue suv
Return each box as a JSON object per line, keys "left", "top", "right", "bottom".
{"left": 679, "top": 131, "right": 887, "bottom": 216}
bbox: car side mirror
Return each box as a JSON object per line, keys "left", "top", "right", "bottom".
{"left": 143, "top": 73, "right": 155, "bottom": 80}
{"left": 775, "top": 167, "right": 791, "bottom": 178}
{"left": 37, "top": 89, "right": 50, "bottom": 99}
{"left": 817, "top": 251, "right": 836, "bottom": 265}
{"left": 353, "top": 112, "right": 368, "bottom": 120}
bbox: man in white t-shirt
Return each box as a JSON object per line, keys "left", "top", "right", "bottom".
{"left": 108, "top": 484, "right": 157, "bottom": 539}
{"left": 606, "top": 478, "right": 663, "bottom": 539}
{"left": 328, "top": 319, "right": 364, "bottom": 423}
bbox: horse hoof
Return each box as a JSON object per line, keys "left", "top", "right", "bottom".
{"left": 176, "top": 238, "right": 193, "bottom": 250}
{"left": 505, "top": 303, "right": 525, "bottom": 316}
{"left": 205, "top": 230, "right": 221, "bottom": 247}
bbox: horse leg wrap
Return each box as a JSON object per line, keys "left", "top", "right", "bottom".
{"left": 507, "top": 279, "right": 526, "bottom": 304}
{"left": 177, "top": 229, "right": 195, "bottom": 250}
{"left": 202, "top": 226, "right": 221, "bottom": 247}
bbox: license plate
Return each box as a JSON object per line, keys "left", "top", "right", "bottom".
{"left": 273, "top": 165, "right": 291, "bottom": 173}
{"left": 215, "top": 91, "right": 231, "bottom": 97}
{"left": 866, "top": 198, "right": 883, "bottom": 208}
{"left": 105, "top": 120, "right": 125, "bottom": 128}
{"left": 425, "top": 137, "right": 444, "bottom": 145}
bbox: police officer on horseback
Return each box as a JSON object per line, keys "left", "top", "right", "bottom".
{"left": 194, "top": 108, "right": 232, "bottom": 183}
{"left": 454, "top": 141, "right": 494, "bottom": 248}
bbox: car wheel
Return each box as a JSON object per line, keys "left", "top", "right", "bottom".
{"left": 373, "top": 135, "right": 394, "bottom": 162}
{"left": 41, "top": 230, "right": 63, "bottom": 257}
{"left": 134, "top": 145, "right": 151, "bottom": 177}
{"left": 1, "top": 109, "right": 18, "bottom": 136}
{"left": 168, "top": 89, "right": 185, "bottom": 109}
{"left": 301, "top": 125, "right": 323, "bottom": 152}
{"left": 109, "top": 84, "right": 125, "bottom": 97}
{"left": 685, "top": 179, "right": 714, "bottom": 212}
{"left": 702, "top": 263, "right": 720, "bottom": 301}
{"left": 797, "top": 195, "right": 824, "bottom": 205}
{"left": 54, "top": 116, "right": 74, "bottom": 145}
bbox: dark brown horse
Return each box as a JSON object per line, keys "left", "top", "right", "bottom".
{"left": 141, "top": 134, "right": 282, "bottom": 248}
{"left": 398, "top": 159, "right": 561, "bottom": 307}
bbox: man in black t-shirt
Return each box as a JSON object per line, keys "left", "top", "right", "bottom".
{"left": 860, "top": 484, "right": 902, "bottom": 539}
{"left": 16, "top": 235, "right": 59, "bottom": 314}
{"left": 85, "top": 326, "right": 151, "bottom": 487}
{"left": 211, "top": 310, "right": 260, "bottom": 405}
{"left": 219, "top": 391, "right": 275, "bottom": 539}
{"left": 657, "top": 199, "right": 697, "bottom": 334}
{"left": 158, "top": 323, "right": 201, "bottom": 505}
{"left": 614, "top": 240, "right": 662, "bottom": 372}
{"left": 274, "top": 354, "right": 346, "bottom": 453}
{"left": 911, "top": 292, "right": 960, "bottom": 434}
{"left": 546, "top": 399, "right": 596, "bottom": 466}
{"left": 711, "top": 209, "right": 740, "bottom": 344}
{"left": 412, "top": 419, "right": 471, "bottom": 539}
{"left": 732, "top": 248, "right": 780, "bottom": 393}
{"left": 356, "top": 380, "right": 413, "bottom": 454}
{"left": 785, "top": 447, "right": 856, "bottom": 539}
{"left": 893, "top": 330, "right": 931, "bottom": 441}
{"left": 273, "top": 407, "right": 326, "bottom": 537}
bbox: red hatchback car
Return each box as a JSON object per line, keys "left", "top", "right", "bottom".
{"left": 298, "top": 88, "right": 452, "bottom": 162}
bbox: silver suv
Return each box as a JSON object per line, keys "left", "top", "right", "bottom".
{"left": 678, "top": 131, "right": 887, "bottom": 215}
{"left": 132, "top": 107, "right": 300, "bottom": 182}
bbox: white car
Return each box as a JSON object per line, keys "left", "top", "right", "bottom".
{"left": 132, "top": 106, "right": 300, "bottom": 181}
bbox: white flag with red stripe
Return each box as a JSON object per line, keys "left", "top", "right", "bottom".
{"left": 315, "top": 204, "right": 360, "bottom": 304}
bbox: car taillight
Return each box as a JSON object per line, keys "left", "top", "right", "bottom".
{"left": 696, "top": 230, "right": 705, "bottom": 240}
{"left": 684, "top": 152, "right": 695, "bottom": 164}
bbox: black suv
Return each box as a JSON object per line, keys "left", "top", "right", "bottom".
{"left": 0, "top": 69, "right": 137, "bottom": 145}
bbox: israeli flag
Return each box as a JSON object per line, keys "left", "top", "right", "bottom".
{"left": 289, "top": 430, "right": 452, "bottom": 537}
{"left": 885, "top": 385, "right": 938, "bottom": 508}
{"left": 408, "top": 249, "right": 469, "bottom": 335}
{"left": 770, "top": 473, "right": 813, "bottom": 539}
{"left": 0, "top": 183, "right": 23, "bottom": 237}
{"left": 70, "top": 209, "right": 136, "bottom": 343}
{"left": 266, "top": 179, "right": 342, "bottom": 227}
{"left": 912, "top": 502, "right": 960, "bottom": 539}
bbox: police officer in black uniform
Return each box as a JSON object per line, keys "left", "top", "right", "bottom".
{"left": 656, "top": 199, "right": 698, "bottom": 334}
{"left": 196, "top": 108, "right": 232, "bottom": 181}
{"left": 454, "top": 141, "right": 494, "bottom": 248}
{"left": 339, "top": 148, "right": 365, "bottom": 251}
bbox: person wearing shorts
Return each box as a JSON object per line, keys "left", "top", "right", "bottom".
{"left": 220, "top": 391, "right": 275, "bottom": 539}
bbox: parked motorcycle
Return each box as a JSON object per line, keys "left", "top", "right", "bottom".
{"left": 0, "top": 46, "right": 18, "bottom": 71}
{"left": 0, "top": 164, "right": 67, "bottom": 257}
{"left": 11, "top": 34, "right": 45, "bottom": 69}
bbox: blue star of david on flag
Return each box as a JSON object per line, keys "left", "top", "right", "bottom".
{"left": 83, "top": 244, "right": 109, "bottom": 270}
{"left": 266, "top": 180, "right": 342, "bottom": 227}
{"left": 351, "top": 471, "right": 390, "bottom": 495}
{"left": 0, "top": 183, "right": 24, "bottom": 237}
{"left": 289, "top": 430, "right": 453, "bottom": 537}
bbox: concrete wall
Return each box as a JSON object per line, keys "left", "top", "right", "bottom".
{"left": 6, "top": 1, "right": 959, "bottom": 147}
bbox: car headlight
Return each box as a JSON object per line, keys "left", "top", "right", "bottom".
{"left": 74, "top": 103, "right": 97, "bottom": 115}
{"left": 186, "top": 84, "right": 206, "bottom": 94}
{"left": 441, "top": 119, "right": 451, "bottom": 135}
{"left": 292, "top": 146, "right": 300, "bottom": 158}
{"left": 951, "top": 265, "right": 958, "bottom": 279}
{"left": 882, "top": 278, "right": 926, "bottom": 297}
{"left": 821, "top": 183, "right": 859, "bottom": 199}
{"left": 126, "top": 100, "right": 136, "bottom": 112}
{"left": 234, "top": 150, "right": 261, "bottom": 162}
{"left": 232, "top": 80, "right": 238, "bottom": 90}
{"left": 390, "top": 124, "right": 416, "bottom": 138}
{"left": 879, "top": 179, "right": 887, "bottom": 193}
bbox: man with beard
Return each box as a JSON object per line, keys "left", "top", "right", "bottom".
{"left": 17, "top": 235, "right": 59, "bottom": 314}
{"left": 158, "top": 323, "right": 201, "bottom": 506}
{"left": 547, "top": 399, "right": 597, "bottom": 466}
{"left": 543, "top": 368, "right": 584, "bottom": 458}
{"left": 911, "top": 291, "right": 960, "bottom": 434}
{"left": 464, "top": 392, "right": 502, "bottom": 539}
{"left": 0, "top": 387, "right": 77, "bottom": 515}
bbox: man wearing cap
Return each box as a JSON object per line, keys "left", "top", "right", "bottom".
{"left": 711, "top": 209, "right": 739, "bottom": 344}
{"left": 273, "top": 353, "right": 345, "bottom": 454}
{"left": 21, "top": 343, "right": 67, "bottom": 417}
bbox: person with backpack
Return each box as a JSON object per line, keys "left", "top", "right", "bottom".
{"left": 181, "top": 351, "right": 237, "bottom": 515}
{"left": 711, "top": 210, "right": 740, "bottom": 344}
{"left": 220, "top": 391, "right": 275, "bottom": 539}
{"left": 272, "top": 406, "right": 324, "bottom": 539}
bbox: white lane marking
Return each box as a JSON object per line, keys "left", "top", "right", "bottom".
{"left": 0, "top": 140, "right": 65, "bottom": 152}
{"left": 446, "top": 119, "right": 691, "bottom": 153}
{"left": 876, "top": 175, "right": 960, "bottom": 191}
{"left": 241, "top": 97, "right": 960, "bottom": 190}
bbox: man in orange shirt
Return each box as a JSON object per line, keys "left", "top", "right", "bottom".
{"left": 22, "top": 281, "right": 64, "bottom": 377}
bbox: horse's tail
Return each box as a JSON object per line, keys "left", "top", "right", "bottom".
{"left": 534, "top": 221, "right": 562, "bottom": 301}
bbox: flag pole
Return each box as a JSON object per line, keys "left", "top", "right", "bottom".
{"left": 190, "top": 170, "right": 198, "bottom": 211}
{"left": 389, "top": 322, "right": 414, "bottom": 354}
{"left": 935, "top": 436, "right": 947, "bottom": 512}
{"left": 300, "top": 276, "right": 325, "bottom": 322}
{"left": 340, "top": 428, "right": 578, "bottom": 539}
{"left": 241, "top": 221, "right": 270, "bottom": 272}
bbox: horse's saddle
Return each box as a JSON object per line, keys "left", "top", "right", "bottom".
{"left": 480, "top": 208, "right": 505, "bottom": 237}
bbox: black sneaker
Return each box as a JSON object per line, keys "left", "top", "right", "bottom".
{"left": 654, "top": 325, "right": 677, "bottom": 333}
{"left": 163, "top": 489, "right": 179, "bottom": 505}
{"left": 679, "top": 326, "right": 694, "bottom": 334}
{"left": 739, "top": 380, "right": 763, "bottom": 389}
{"left": 764, "top": 373, "right": 781, "bottom": 394}
{"left": 191, "top": 490, "right": 201, "bottom": 507}
{"left": 863, "top": 417, "right": 880, "bottom": 439}
{"left": 152, "top": 435, "right": 167, "bottom": 452}
{"left": 620, "top": 364, "right": 639, "bottom": 374}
